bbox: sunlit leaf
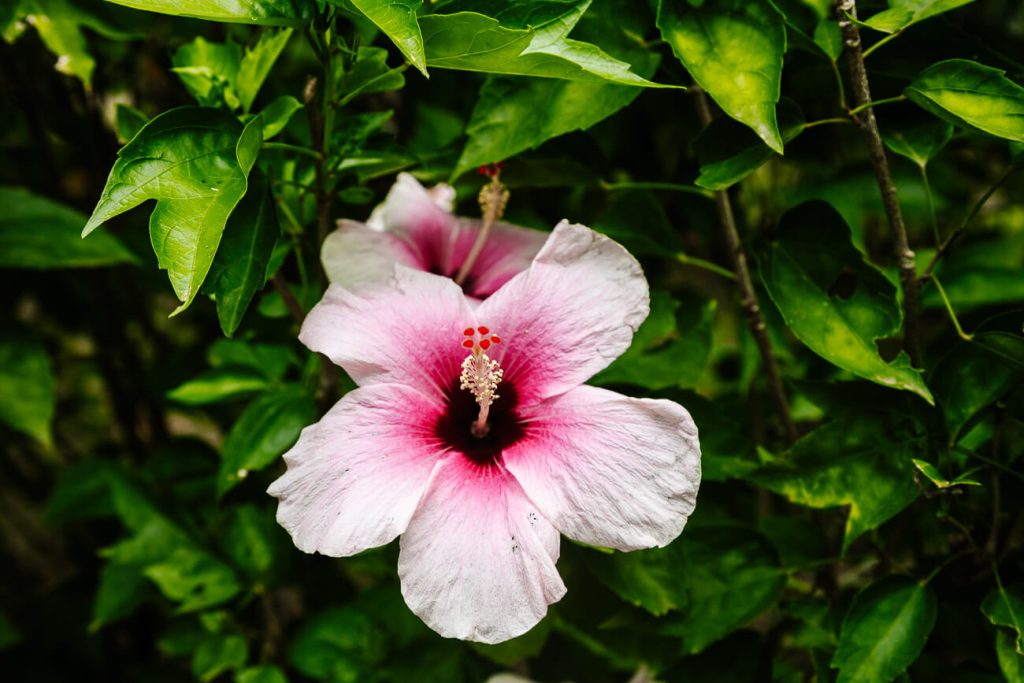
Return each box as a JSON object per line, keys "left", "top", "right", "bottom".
{"left": 166, "top": 368, "right": 272, "bottom": 405}
{"left": 832, "top": 576, "right": 937, "bottom": 683}
{"left": 236, "top": 29, "right": 291, "bottom": 111}
{"left": 337, "top": 46, "right": 407, "bottom": 102}
{"left": 757, "top": 201, "right": 934, "bottom": 404}
{"left": 84, "top": 107, "right": 262, "bottom": 314}
{"left": 105, "top": 0, "right": 310, "bottom": 26}
{"left": 658, "top": 0, "right": 786, "bottom": 152}
{"left": 349, "top": 0, "right": 426, "bottom": 76}
{"left": 257, "top": 95, "right": 302, "bottom": 140}
{"left": 172, "top": 37, "right": 242, "bottom": 108}
{"left": 863, "top": 0, "right": 974, "bottom": 33}
{"left": 982, "top": 583, "right": 1024, "bottom": 654}
{"left": 421, "top": 1, "right": 663, "bottom": 86}
{"left": 0, "top": 186, "right": 136, "bottom": 269}
{"left": 905, "top": 59, "right": 1024, "bottom": 142}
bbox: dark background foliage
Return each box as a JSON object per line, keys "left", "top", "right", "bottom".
{"left": 1, "top": 0, "right": 1023, "bottom": 681}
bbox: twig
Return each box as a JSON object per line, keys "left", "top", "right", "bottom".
{"left": 693, "top": 89, "right": 798, "bottom": 443}
{"left": 920, "top": 163, "right": 1017, "bottom": 279}
{"left": 927, "top": 274, "right": 972, "bottom": 341}
{"left": 848, "top": 94, "right": 906, "bottom": 116}
{"left": 836, "top": 0, "right": 922, "bottom": 367}
{"left": 272, "top": 273, "right": 306, "bottom": 325}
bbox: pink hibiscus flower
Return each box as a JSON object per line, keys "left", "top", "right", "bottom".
{"left": 269, "top": 222, "right": 701, "bottom": 643}
{"left": 322, "top": 172, "right": 548, "bottom": 299}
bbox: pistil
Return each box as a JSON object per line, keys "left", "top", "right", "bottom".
{"left": 459, "top": 326, "right": 503, "bottom": 438}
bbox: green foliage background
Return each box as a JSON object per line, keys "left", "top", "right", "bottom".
{"left": 1, "top": 0, "right": 1023, "bottom": 681}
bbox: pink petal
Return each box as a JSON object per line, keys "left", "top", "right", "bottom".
{"left": 376, "top": 173, "right": 459, "bottom": 273}
{"left": 505, "top": 385, "right": 701, "bottom": 551}
{"left": 321, "top": 219, "right": 419, "bottom": 289}
{"left": 268, "top": 384, "right": 445, "bottom": 556}
{"left": 299, "top": 266, "right": 475, "bottom": 395}
{"left": 398, "top": 456, "right": 566, "bottom": 643}
{"left": 451, "top": 220, "right": 548, "bottom": 298}
{"left": 475, "top": 222, "right": 649, "bottom": 405}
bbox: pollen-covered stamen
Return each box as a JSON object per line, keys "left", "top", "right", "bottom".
{"left": 459, "top": 327, "right": 503, "bottom": 438}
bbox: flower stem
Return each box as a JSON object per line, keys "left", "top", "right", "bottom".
{"left": 836, "top": 0, "right": 922, "bottom": 367}
{"left": 692, "top": 88, "right": 798, "bottom": 444}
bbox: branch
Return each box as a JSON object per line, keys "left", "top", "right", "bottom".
{"left": 836, "top": 0, "right": 922, "bottom": 367}
{"left": 693, "top": 90, "right": 798, "bottom": 443}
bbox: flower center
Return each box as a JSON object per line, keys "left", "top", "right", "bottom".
{"left": 459, "top": 326, "right": 503, "bottom": 438}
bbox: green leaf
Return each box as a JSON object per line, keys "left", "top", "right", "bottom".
{"left": 84, "top": 107, "right": 263, "bottom": 315}
{"left": 222, "top": 505, "right": 278, "bottom": 578}
{"left": 207, "top": 339, "right": 297, "bottom": 381}
{"left": 982, "top": 583, "right": 1024, "bottom": 653}
{"left": 25, "top": 0, "right": 95, "bottom": 86}
{"left": 0, "top": 330, "right": 55, "bottom": 446}
{"left": 591, "top": 524, "right": 785, "bottom": 653}
{"left": 236, "top": 29, "right": 291, "bottom": 111}
{"left": 91, "top": 562, "right": 150, "bottom": 631}
{"left": 350, "top": 0, "right": 426, "bottom": 76}
{"left": 114, "top": 103, "right": 149, "bottom": 144}
{"left": 757, "top": 202, "right": 934, "bottom": 404}
{"left": 997, "top": 630, "right": 1024, "bottom": 683}
{"left": 337, "top": 46, "right": 407, "bottom": 103}
{"left": 258, "top": 95, "right": 303, "bottom": 140}
{"left": 931, "top": 332, "right": 1024, "bottom": 442}
{"left": 453, "top": 10, "right": 659, "bottom": 178}
{"left": 593, "top": 292, "right": 715, "bottom": 390}
{"left": 832, "top": 576, "right": 937, "bottom": 683}
{"left": 288, "top": 608, "right": 385, "bottom": 680}
{"left": 911, "top": 458, "right": 981, "bottom": 488}
{"left": 658, "top": 0, "right": 786, "bottom": 152}
{"left": 882, "top": 119, "right": 954, "bottom": 168}
{"left": 235, "top": 665, "right": 288, "bottom": 683}
{"left": 208, "top": 171, "right": 279, "bottom": 336}
{"left": 813, "top": 18, "right": 842, "bottom": 61}
{"left": 0, "top": 186, "right": 136, "bottom": 269}
{"left": 105, "top": 0, "right": 310, "bottom": 26}
{"left": 750, "top": 412, "right": 923, "bottom": 552}
{"left": 193, "top": 633, "right": 248, "bottom": 683}
{"left": 0, "top": 611, "right": 20, "bottom": 650}
{"left": 694, "top": 98, "right": 805, "bottom": 190}
{"left": 166, "top": 368, "right": 272, "bottom": 406}
{"left": 863, "top": 0, "right": 973, "bottom": 33}
{"left": 216, "top": 385, "right": 316, "bottom": 497}
{"left": 905, "top": 59, "right": 1024, "bottom": 142}
{"left": 172, "top": 37, "right": 242, "bottom": 108}
{"left": 420, "top": 1, "right": 663, "bottom": 86}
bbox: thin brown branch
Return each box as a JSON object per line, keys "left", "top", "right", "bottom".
{"left": 272, "top": 273, "right": 306, "bottom": 325}
{"left": 836, "top": 0, "right": 922, "bottom": 367}
{"left": 693, "top": 90, "right": 798, "bottom": 444}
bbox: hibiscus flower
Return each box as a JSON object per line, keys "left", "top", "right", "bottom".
{"left": 321, "top": 172, "right": 548, "bottom": 300}
{"left": 269, "top": 222, "right": 701, "bottom": 643}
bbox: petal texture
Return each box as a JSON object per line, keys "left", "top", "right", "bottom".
{"left": 268, "top": 384, "right": 444, "bottom": 556}
{"left": 300, "top": 266, "right": 474, "bottom": 395}
{"left": 398, "top": 457, "right": 565, "bottom": 644}
{"left": 506, "top": 385, "right": 701, "bottom": 551}
{"left": 458, "top": 220, "right": 548, "bottom": 298}
{"left": 321, "top": 219, "right": 419, "bottom": 289}
{"left": 476, "top": 222, "right": 649, "bottom": 404}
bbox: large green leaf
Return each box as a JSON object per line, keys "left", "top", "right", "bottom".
{"left": 420, "top": 1, "right": 662, "bottom": 86}
{"left": 905, "top": 59, "right": 1024, "bottom": 142}
{"left": 0, "top": 186, "right": 136, "bottom": 269}
{"left": 863, "top": 0, "right": 974, "bottom": 33}
{"left": 997, "top": 630, "right": 1024, "bottom": 683}
{"left": 216, "top": 385, "right": 316, "bottom": 497}
{"left": 207, "top": 171, "right": 279, "bottom": 337}
{"left": 694, "top": 98, "right": 805, "bottom": 190}
{"left": 453, "top": 8, "right": 659, "bottom": 178}
{"left": 757, "top": 202, "right": 934, "bottom": 404}
{"left": 982, "top": 583, "right": 1024, "bottom": 654}
{"left": 350, "top": 0, "right": 426, "bottom": 76}
{"left": 750, "top": 413, "right": 923, "bottom": 552}
{"left": 105, "top": 0, "right": 310, "bottom": 26}
{"left": 832, "top": 576, "right": 937, "bottom": 683}
{"left": 236, "top": 29, "right": 291, "bottom": 111}
{"left": 0, "top": 331, "right": 55, "bottom": 446}
{"left": 84, "top": 107, "right": 262, "bottom": 315}
{"left": 591, "top": 524, "right": 786, "bottom": 654}
{"left": 658, "top": 0, "right": 786, "bottom": 152}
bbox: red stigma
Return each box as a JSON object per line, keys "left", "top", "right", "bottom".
{"left": 479, "top": 339, "right": 491, "bottom": 350}
{"left": 490, "top": 335, "right": 501, "bottom": 344}
{"left": 462, "top": 339, "right": 474, "bottom": 349}
{"left": 477, "top": 326, "right": 489, "bottom": 335}
{"left": 463, "top": 327, "right": 474, "bottom": 336}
